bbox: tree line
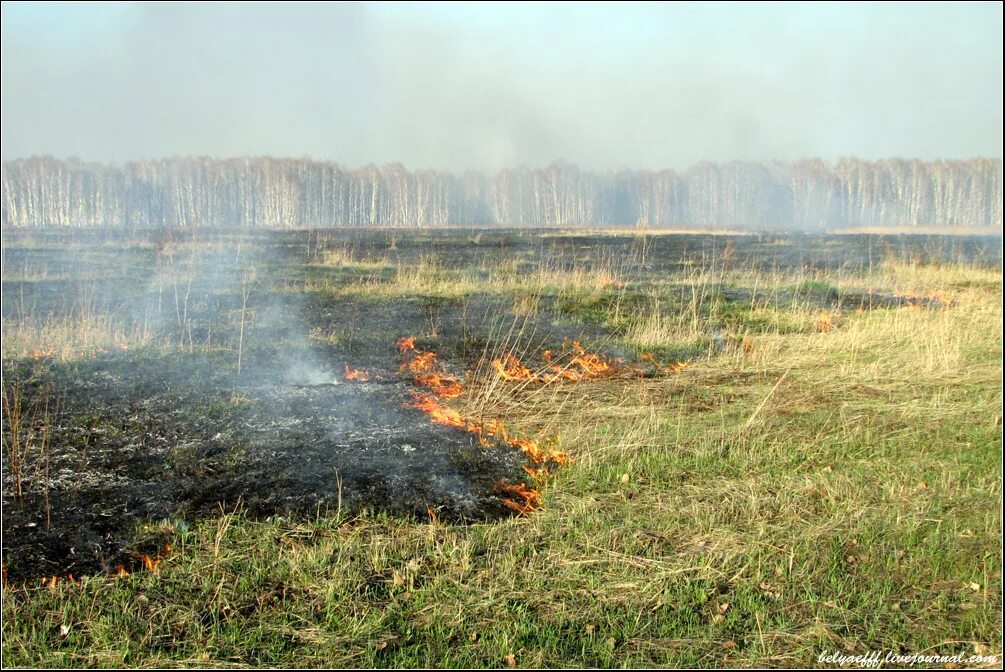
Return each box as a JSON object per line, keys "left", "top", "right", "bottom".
{"left": 2, "top": 156, "right": 1001, "bottom": 230}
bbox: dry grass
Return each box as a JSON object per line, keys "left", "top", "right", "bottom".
{"left": 314, "top": 245, "right": 392, "bottom": 270}
{"left": 318, "top": 252, "right": 628, "bottom": 302}
{"left": 1, "top": 314, "right": 150, "bottom": 362}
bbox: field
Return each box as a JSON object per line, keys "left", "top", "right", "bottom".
{"left": 2, "top": 228, "right": 1002, "bottom": 667}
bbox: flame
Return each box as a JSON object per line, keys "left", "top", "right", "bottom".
{"left": 396, "top": 337, "right": 466, "bottom": 397}
{"left": 493, "top": 342, "right": 686, "bottom": 384}
{"left": 492, "top": 354, "right": 534, "bottom": 381}
{"left": 32, "top": 574, "right": 82, "bottom": 590}
{"left": 409, "top": 391, "right": 470, "bottom": 431}
{"left": 13, "top": 539, "right": 174, "bottom": 589}
{"left": 397, "top": 336, "right": 568, "bottom": 516}
{"left": 547, "top": 340, "right": 610, "bottom": 381}
{"left": 413, "top": 373, "right": 464, "bottom": 398}
{"left": 407, "top": 391, "right": 567, "bottom": 466}
{"left": 401, "top": 350, "right": 437, "bottom": 374}
{"left": 108, "top": 542, "right": 170, "bottom": 580}
{"left": 343, "top": 363, "right": 372, "bottom": 382}
{"left": 495, "top": 481, "right": 543, "bottom": 515}
{"left": 409, "top": 352, "right": 437, "bottom": 375}
{"left": 566, "top": 340, "right": 613, "bottom": 378}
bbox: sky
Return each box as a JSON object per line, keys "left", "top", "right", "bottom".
{"left": 1, "top": 1, "right": 1002, "bottom": 172}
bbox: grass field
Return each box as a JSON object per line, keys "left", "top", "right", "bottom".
{"left": 1, "top": 229, "right": 1002, "bottom": 667}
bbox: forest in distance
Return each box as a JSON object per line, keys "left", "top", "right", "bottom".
{"left": 2, "top": 155, "right": 1001, "bottom": 232}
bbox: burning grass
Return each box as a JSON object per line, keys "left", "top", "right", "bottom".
{"left": 343, "top": 363, "right": 373, "bottom": 382}
{"left": 390, "top": 336, "right": 567, "bottom": 514}
{"left": 491, "top": 340, "right": 687, "bottom": 384}
{"left": 27, "top": 541, "right": 173, "bottom": 590}
{"left": 395, "top": 336, "right": 467, "bottom": 399}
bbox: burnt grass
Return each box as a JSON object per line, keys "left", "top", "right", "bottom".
{"left": 2, "top": 228, "right": 999, "bottom": 584}
{"left": 2, "top": 352, "right": 532, "bottom": 583}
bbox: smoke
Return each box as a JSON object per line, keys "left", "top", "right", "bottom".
{"left": 138, "top": 231, "right": 338, "bottom": 386}
{"left": 2, "top": 2, "right": 1001, "bottom": 171}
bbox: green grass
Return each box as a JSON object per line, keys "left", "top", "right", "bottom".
{"left": 2, "top": 243, "right": 1002, "bottom": 668}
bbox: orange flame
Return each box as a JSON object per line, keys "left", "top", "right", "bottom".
{"left": 30, "top": 573, "right": 83, "bottom": 590}
{"left": 492, "top": 354, "right": 535, "bottom": 381}
{"left": 397, "top": 337, "right": 568, "bottom": 515}
{"left": 567, "top": 340, "right": 612, "bottom": 376}
{"left": 492, "top": 341, "right": 684, "bottom": 384}
{"left": 401, "top": 350, "right": 437, "bottom": 374}
{"left": 495, "top": 481, "right": 543, "bottom": 515}
{"left": 406, "top": 391, "right": 567, "bottom": 466}
{"left": 409, "top": 391, "right": 470, "bottom": 431}
{"left": 413, "top": 373, "right": 465, "bottom": 398}
{"left": 397, "top": 337, "right": 466, "bottom": 397}
{"left": 343, "top": 363, "right": 372, "bottom": 382}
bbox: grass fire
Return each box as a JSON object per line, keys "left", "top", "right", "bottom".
{"left": 1, "top": 228, "right": 1001, "bottom": 669}
{"left": 3, "top": 1, "right": 1003, "bottom": 664}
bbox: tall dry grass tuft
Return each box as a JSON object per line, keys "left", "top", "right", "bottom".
{"left": 1, "top": 314, "right": 151, "bottom": 362}
{"left": 334, "top": 249, "right": 630, "bottom": 301}
{"left": 314, "top": 244, "right": 390, "bottom": 270}
{"left": 1, "top": 378, "right": 55, "bottom": 525}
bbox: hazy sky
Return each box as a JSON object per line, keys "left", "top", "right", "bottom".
{"left": 2, "top": 1, "right": 1002, "bottom": 171}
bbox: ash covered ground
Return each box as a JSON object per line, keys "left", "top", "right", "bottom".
{"left": 3, "top": 351, "right": 530, "bottom": 582}
{"left": 2, "top": 228, "right": 998, "bottom": 582}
